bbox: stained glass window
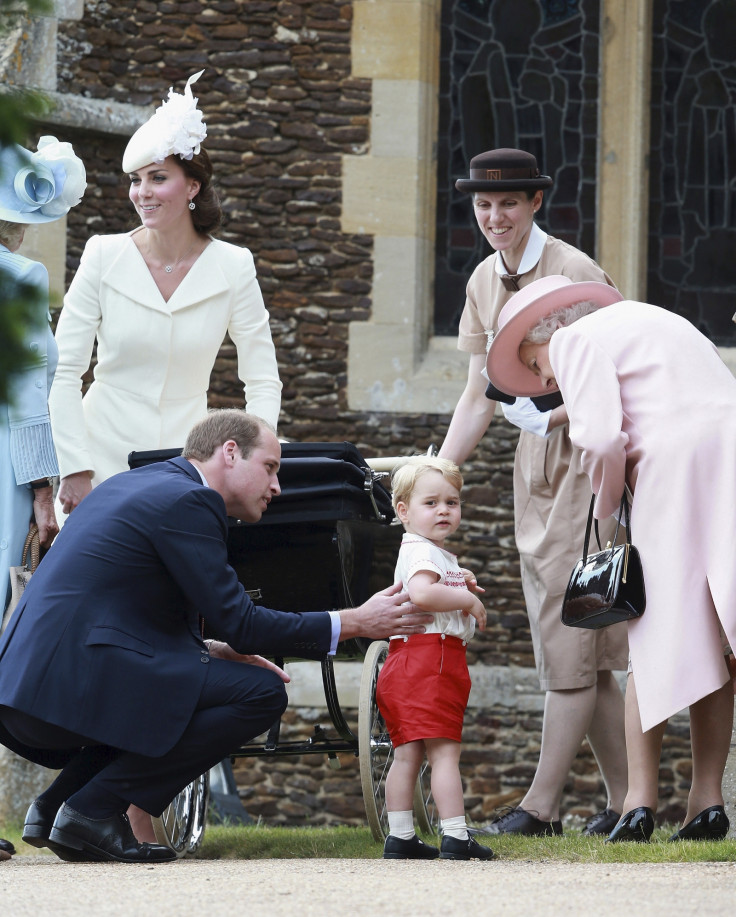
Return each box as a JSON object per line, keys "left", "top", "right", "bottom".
{"left": 435, "top": 0, "right": 599, "bottom": 333}
{"left": 648, "top": 0, "right": 736, "bottom": 344}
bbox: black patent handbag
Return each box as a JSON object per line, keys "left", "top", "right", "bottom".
{"left": 561, "top": 493, "right": 646, "bottom": 629}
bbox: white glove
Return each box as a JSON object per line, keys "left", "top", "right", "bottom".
{"left": 501, "top": 397, "right": 551, "bottom": 438}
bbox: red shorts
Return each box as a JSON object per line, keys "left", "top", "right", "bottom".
{"left": 375, "top": 634, "right": 471, "bottom": 747}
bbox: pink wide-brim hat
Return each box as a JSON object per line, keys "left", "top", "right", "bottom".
{"left": 485, "top": 274, "right": 624, "bottom": 397}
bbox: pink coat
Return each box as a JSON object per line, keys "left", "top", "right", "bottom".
{"left": 550, "top": 301, "right": 736, "bottom": 730}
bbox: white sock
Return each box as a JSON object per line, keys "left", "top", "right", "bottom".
{"left": 441, "top": 815, "right": 468, "bottom": 841}
{"left": 387, "top": 810, "right": 416, "bottom": 840}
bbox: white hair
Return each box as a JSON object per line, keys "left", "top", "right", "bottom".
{"left": 0, "top": 220, "right": 26, "bottom": 249}
{"left": 523, "top": 300, "right": 600, "bottom": 344}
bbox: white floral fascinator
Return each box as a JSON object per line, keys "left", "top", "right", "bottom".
{"left": 0, "top": 136, "right": 87, "bottom": 224}
{"left": 122, "top": 70, "right": 208, "bottom": 174}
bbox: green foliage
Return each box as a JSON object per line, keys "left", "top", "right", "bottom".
{"left": 0, "top": 271, "right": 43, "bottom": 404}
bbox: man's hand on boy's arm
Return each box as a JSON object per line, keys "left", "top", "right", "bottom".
{"left": 337, "top": 582, "right": 433, "bottom": 641}
{"left": 407, "top": 571, "right": 487, "bottom": 631}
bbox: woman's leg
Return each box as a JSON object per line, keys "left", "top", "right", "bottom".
{"left": 683, "top": 680, "right": 733, "bottom": 823}
{"left": 519, "top": 684, "right": 598, "bottom": 822}
{"left": 621, "top": 673, "right": 666, "bottom": 813}
{"left": 127, "top": 805, "right": 157, "bottom": 843}
{"left": 585, "top": 670, "right": 628, "bottom": 813}
{"left": 425, "top": 738, "right": 464, "bottom": 820}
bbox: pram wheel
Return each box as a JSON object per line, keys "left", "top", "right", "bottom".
{"left": 358, "top": 640, "right": 437, "bottom": 840}
{"left": 152, "top": 769, "right": 209, "bottom": 857}
{"left": 358, "top": 640, "right": 392, "bottom": 841}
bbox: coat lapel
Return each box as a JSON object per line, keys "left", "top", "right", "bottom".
{"left": 103, "top": 235, "right": 230, "bottom": 315}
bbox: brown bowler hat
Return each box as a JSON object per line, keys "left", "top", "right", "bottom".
{"left": 455, "top": 148, "right": 553, "bottom": 193}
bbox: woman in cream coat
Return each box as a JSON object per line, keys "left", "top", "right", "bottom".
{"left": 48, "top": 72, "right": 281, "bottom": 846}
{"left": 49, "top": 72, "right": 281, "bottom": 512}
{"left": 487, "top": 274, "right": 736, "bottom": 844}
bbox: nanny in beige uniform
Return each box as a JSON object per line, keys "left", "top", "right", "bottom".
{"left": 439, "top": 148, "right": 628, "bottom": 837}
{"left": 49, "top": 71, "right": 281, "bottom": 513}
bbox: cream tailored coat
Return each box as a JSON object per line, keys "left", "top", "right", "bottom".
{"left": 49, "top": 230, "right": 282, "bottom": 486}
{"left": 550, "top": 300, "right": 736, "bottom": 731}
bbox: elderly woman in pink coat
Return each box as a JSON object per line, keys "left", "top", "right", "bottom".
{"left": 486, "top": 274, "right": 736, "bottom": 844}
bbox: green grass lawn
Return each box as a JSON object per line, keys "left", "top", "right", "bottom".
{"left": 4, "top": 822, "right": 735, "bottom": 863}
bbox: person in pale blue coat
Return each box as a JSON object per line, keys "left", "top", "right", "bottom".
{"left": 0, "top": 238, "right": 59, "bottom": 605}
{"left": 0, "top": 137, "right": 85, "bottom": 860}
{"left": 0, "top": 137, "right": 86, "bottom": 618}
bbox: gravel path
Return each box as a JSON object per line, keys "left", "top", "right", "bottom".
{"left": 2, "top": 856, "right": 736, "bottom": 916}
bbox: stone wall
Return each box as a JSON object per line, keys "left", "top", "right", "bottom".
{"left": 33, "top": 0, "right": 696, "bottom": 827}
{"left": 232, "top": 692, "right": 693, "bottom": 829}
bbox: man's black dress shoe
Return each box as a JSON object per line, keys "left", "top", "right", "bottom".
{"left": 606, "top": 806, "right": 654, "bottom": 843}
{"left": 22, "top": 798, "right": 91, "bottom": 862}
{"left": 48, "top": 803, "right": 176, "bottom": 863}
{"left": 383, "top": 833, "right": 438, "bottom": 859}
{"left": 668, "top": 805, "right": 729, "bottom": 842}
{"left": 0, "top": 837, "right": 15, "bottom": 856}
{"left": 470, "top": 806, "right": 563, "bottom": 837}
{"left": 582, "top": 807, "right": 621, "bottom": 836}
{"left": 439, "top": 834, "right": 496, "bottom": 861}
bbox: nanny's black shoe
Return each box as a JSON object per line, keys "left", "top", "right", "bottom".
{"left": 22, "top": 798, "right": 91, "bottom": 862}
{"left": 439, "top": 834, "right": 496, "bottom": 861}
{"left": 668, "top": 805, "right": 729, "bottom": 842}
{"left": 383, "top": 833, "right": 439, "bottom": 860}
{"left": 470, "top": 806, "right": 563, "bottom": 837}
{"left": 582, "top": 807, "right": 621, "bottom": 836}
{"left": 48, "top": 803, "right": 177, "bottom": 863}
{"left": 606, "top": 807, "right": 654, "bottom": 843}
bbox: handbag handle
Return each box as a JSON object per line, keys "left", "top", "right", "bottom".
{"left": 22, "top": 522, "right": 40, "bottom": 573}
{"left": 582, "top": 493, "right": 631, "bottom": 562}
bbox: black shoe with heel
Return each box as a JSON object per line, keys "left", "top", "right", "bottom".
{"left": 668, "top": 805, "right": 729, "bottom": 842}
{"left": 582, "top": 807, "right": 621, "bottom": 836}
{"left": 470, "top": 806, "right": 562, "bottom": 837}
{"left": 606, "top": 806, "right": 655, "bottom": 843}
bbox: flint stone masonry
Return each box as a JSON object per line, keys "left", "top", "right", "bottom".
{"left": 0, "top": 0, "right": 697, "bottom": 829}
{"left": 231, "top": 667, "right": 693, "bottom": 829}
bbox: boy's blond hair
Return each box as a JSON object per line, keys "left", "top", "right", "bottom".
{"left": 391, "top": 455, "right": 463, "bottom": 512}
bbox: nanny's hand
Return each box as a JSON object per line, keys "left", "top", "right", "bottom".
{"left": 206, "top": 640, "right": 290, "bottom": 683}
{"left": 58, "top": 470, "right": 93, "bottom": 515}
{"left": 337, "top": 582, "right": 433, "bottom": 642}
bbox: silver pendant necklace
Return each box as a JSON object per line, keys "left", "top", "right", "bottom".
{"left": 163, "top": 241, "right": 197, "bottom": 273}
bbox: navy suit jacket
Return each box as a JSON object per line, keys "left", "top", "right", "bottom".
{"left": 0, "top": 457, "right": 331, "bottom": 757}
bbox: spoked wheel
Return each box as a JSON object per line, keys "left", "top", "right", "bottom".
{"left": 413, "top": 759, "right": 438, "bottom": 836}
{"left": 152, "top": 770, "right": 210, "bottom": 858}
{"left": 358, "top": 640, "right": 393, "bottom": 841}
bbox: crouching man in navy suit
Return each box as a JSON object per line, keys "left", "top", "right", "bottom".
{"left": 0, "top": 410, "right": 431, "bottom": 863}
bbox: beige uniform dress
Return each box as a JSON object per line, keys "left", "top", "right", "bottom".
{"left": 457, "top": 227, "right": 628, "bottom": 690}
